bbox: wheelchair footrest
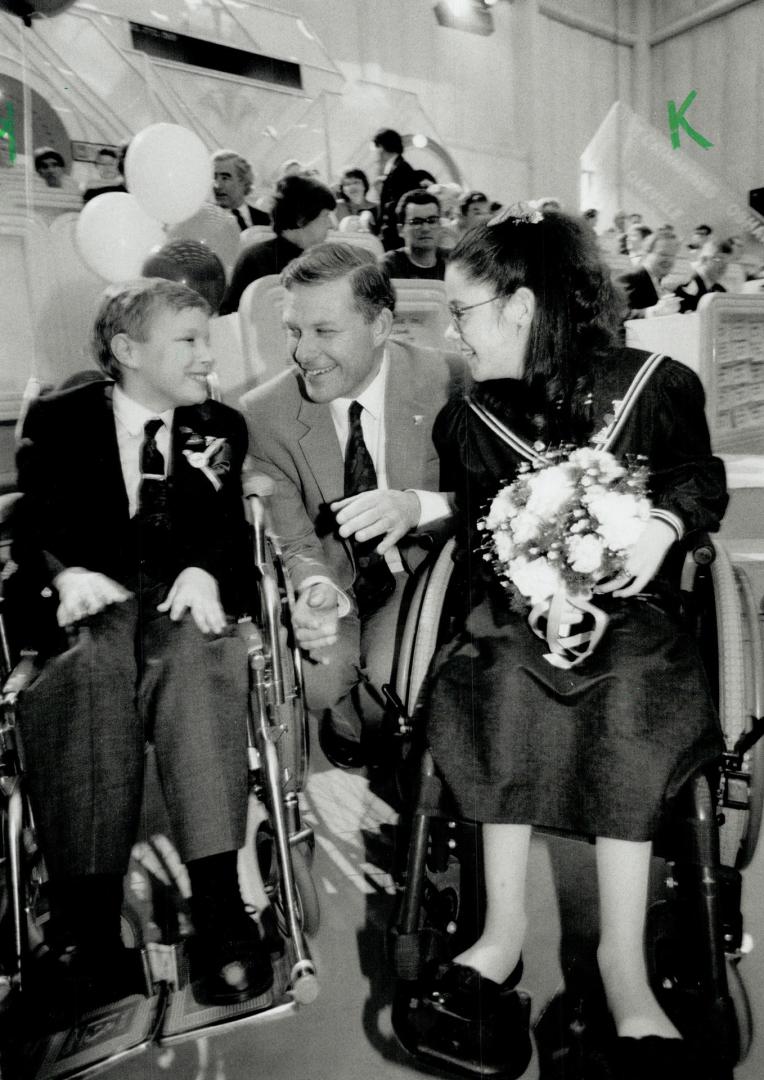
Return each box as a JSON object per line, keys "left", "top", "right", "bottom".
{"left": 392, "top": 981, "right": 533, "bottom": 1079}
{"left": 25, "top": 992, "right": 163, "bottom": 1080}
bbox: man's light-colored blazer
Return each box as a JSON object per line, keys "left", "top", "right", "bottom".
{"left": 241, "top": 339, "right": 459, "bottom": 594}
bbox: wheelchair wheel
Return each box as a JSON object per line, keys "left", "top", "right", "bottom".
{"left": 255, "top": 821, "right": 320, "bottom": 938}
{"left": 263, "top": 534, "right": 309, "bottom": 796}
{"left": 705, "top": 545, "right": 764, "bottom": 869}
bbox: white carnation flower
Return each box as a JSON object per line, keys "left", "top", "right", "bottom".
{"left": 567, "top": 532, "right": 605, "bottom": 574}
{"left": 568, "top": 447, "right": 625, "bottom": 482}
{"left": 485, "top": 486, "right": 519, "bottom": 530}
{"left": 509, "top": 555, "right": 562, "bottom": 603}
{"left": 494, "top": 530, "right": 516, "bottom": 564}
{"left": 525, "top": 464, "right": 575, "bottom": 519}
{"left": 588, "top": 491, "right": 650, "bottom": 552}
{"left": 510, "top": 510, "right": 542, "bottom": 544}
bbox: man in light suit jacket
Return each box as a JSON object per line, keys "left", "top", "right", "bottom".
{"left": 241, "top": 243, "right": 458, "bottom": 768}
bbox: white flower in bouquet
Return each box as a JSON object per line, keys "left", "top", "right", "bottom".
{"left": 510, "top": 509, "right": 542, "bottom": 544}
{"left": 509, "top": 555, "right": 562, "bottom": 604}
{"left": 588, "top": 490, "right": 650, "bottom": 551}
{"left": 525, "top": 464, "right": 576, "bottom": 519}
{"left": 568, "top": 447, "right": 626, "bottom": 483}
{"left": 494, "top": 529, "right": 516, "bottom": 564}
{"left": 567, "top": 532, "right": 605, "bottom": 575}
{"left": 485, "top": 486, "right": 521, "bottom": 530}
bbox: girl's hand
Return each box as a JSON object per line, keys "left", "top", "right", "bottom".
{"left": 594, "top": 518, "right": 677, "bottom": 598}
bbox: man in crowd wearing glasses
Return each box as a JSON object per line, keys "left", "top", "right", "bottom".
{"left": 379, "top": 190, "right": 448, "bottom": 281}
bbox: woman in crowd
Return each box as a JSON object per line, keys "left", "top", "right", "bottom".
{"left": 334, "top": 167, "right": 378, "bottom": 228}
{"left": 423, "top": 208, "right": 727, "bottom": 1079}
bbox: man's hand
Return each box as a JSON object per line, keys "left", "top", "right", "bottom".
{"left": 157, "top": 567, "right": 227, "bottom": 635}
{"left": 331, "top": 489, "right": 421, "bottom": 555}
{"left": 53, "top": 568, "right": 132, "bottom": 627}
{"left": 594, "top": 518, "right": 676, "bottom": 598}
{"left": 293, "top": 582, "right": 340, "bottom": 660}
{"left": 646, "top": 295, "right": 681, "bottom": 318}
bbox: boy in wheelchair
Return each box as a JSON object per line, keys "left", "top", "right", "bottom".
{"left": 11, "top": 278, "right": 271, "bottom": 1023}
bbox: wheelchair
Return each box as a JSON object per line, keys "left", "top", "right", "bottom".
{"left": 386, "top": 533, "right": 764, "bottom": 1080}
{"left": 0, "top": 476, "right": 319, "bottom": 1078}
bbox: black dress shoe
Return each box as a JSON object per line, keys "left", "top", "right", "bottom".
{"left": 319, "top": 714, "right": 366, "bottom": 770}
{"left": 191, "top": 924, "right": 273, "bottom": 1006}
{"left": 614, "top": 1035, "right": 708, "bottom": 1080}
{"left": 426, "top": 958, "right": 524, "bottom": 1022}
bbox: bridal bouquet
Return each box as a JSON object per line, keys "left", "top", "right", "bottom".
{"left": 478, "top": 447, "right": 651, "bottom": 668}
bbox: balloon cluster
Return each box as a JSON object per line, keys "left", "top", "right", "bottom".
{"left": 75, "top": 124, "right": 234, "bottom": 312}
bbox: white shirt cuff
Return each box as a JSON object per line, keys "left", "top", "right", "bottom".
{"left": 298, "top": 575, "right": 352, "bottom": 617}
{"left": 407, "top": 489, "right": 451, "bottom": 529}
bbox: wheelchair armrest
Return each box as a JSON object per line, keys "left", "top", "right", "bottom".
{"left": 0, "top": 492, "right": 22, "bottom": 529}
{"left": 2, "top": 651, "right": 41, "bottom": 704}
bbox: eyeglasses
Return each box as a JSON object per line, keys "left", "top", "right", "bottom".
{"left": 405, "top": 215, "right": 440, "bottom": 228}
{"left": 447, "top": 295, "right": 504, "bottom": 329}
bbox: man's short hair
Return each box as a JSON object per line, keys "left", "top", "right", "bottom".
{"left": 396, "top": 188, "right": 441, "bottom": 224}
{"left": 373, "top": 128, "right": 404, "bottom": 156}
{"left": 34, "top": 146, "right": 65, "bottom": 171}
{"left": 212, "top": 149, "right": 254, "bottom": 195}
{"left": 281, "top": 241, "right": 396, "bottom": 321}
{"left": 91, "top": 279, "right": 210, "bottom": 381}
{"left": 642, "top": 231, "right": 679, "bottom": 255}
{"left": 271, "top": 174, "right": 336, "bottom": 234}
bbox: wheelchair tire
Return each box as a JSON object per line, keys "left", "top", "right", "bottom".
{"left": 710, "top": 544, "right": 760, "bottom": 869}
{"left": 726, "top": 954, "right": 753, "bottom": 1062}
{"left": 400, "top": 538, "right": 457, "bottom": 714}
{"left": 255, "top": 821, "right": 320, "bottom": 938}
{"left": 735, "top": 564, "right": 764, "bottom": 869}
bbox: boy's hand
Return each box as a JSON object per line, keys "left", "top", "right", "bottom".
{"left": 158, "top": 567, "right": 227, "bottom": 634}
{"left": 53, "top": 568, "right": 132, "bottom": 627}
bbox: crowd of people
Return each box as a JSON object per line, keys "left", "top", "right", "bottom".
{"left": 11, "top": 121, "right": 754, "bottom": 1080}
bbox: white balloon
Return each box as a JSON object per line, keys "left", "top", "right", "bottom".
{"left": 125, "top": 124, "right": 212, "bottom": 225}
{"left": 76, "top": 193, "right": 166, "bottom": 281}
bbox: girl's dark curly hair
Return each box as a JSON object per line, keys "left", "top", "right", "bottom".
{"left": 449, "top": 209, "right": 621, "bottom": 441}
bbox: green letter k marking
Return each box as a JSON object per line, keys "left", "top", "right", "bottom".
{"left": 668, "top": 90, "right": 713, "bottom": 150}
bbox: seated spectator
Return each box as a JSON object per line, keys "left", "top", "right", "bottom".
{"left": 459, "top": 190, "right": 492, "bottom": 233}
{"left": 212, "top": 149, "right": 270, "bottom": 231}
{"left": 241, "top": 242, "right": 456, "bottom": 770}
{"left": 685, "top": 223, "right": 713, "bottom": 253}
{"left": 82, "top": 147, "right": 127, "bottom": 203}
{"left": 372, "top": 128, "right": 419, "bottom": 251}
{"left": 674, "top": 238, "right": 732, "bottom": 312}
{"left": 625, "top": 223, "right": 653, "bottom": 264}
{"left": 334, "top": 168, "right": 378, "bottom": 229}
{"left": 34, "top": 146, "right": 73, "bottom": 190}
{"left": 13, "top": 279, "right": 270, "bottom": 1018}
{"left": 221, "top": 174, "right": 336, "bottom": 314}
{"left": 617, "top": 232, "right": 681, "bottom": 319}
{"left": 583, "top": 208, "right": 599, "bottom": 230}
{"left": 380, "top": 190, "right": 448, "bottom": 280}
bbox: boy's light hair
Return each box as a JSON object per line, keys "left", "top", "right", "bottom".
{"left": 91, "top": 279, "right": 210, "bottom": 381}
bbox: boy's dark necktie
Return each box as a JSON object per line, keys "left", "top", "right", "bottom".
{"left": 343, "top": 401, "right": 395, "bottom": 616}
{"left": 137, "top": 417, "right": 169, "bottom": 525}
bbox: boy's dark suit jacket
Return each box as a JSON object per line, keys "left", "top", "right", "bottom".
{"left": 14, "top": 380, "right": 252, "bottom": 625}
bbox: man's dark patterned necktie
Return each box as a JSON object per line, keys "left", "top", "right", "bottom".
{"left": 137, "top": 417, "right": 168, "bottom": 524}
{"left": 232, "top": 208, "right": 247, "bottom": 231}
{"left": 344, "top": 401, "right": 395, "bottom": 616}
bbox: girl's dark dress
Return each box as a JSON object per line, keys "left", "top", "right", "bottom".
{"left": 426, "top": 348, "right": 728, "bottom": 841}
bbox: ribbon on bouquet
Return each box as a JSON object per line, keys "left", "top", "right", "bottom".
{"left": 528, "top": 588, "right": 609, "bottom": 669}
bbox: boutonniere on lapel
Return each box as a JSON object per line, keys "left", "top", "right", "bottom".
{"left": 180, "top": 429, "right": 232, "bottom": 491}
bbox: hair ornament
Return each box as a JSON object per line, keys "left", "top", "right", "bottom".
{"left": 488, "top": 201, "right": 543, "bottom": 227}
